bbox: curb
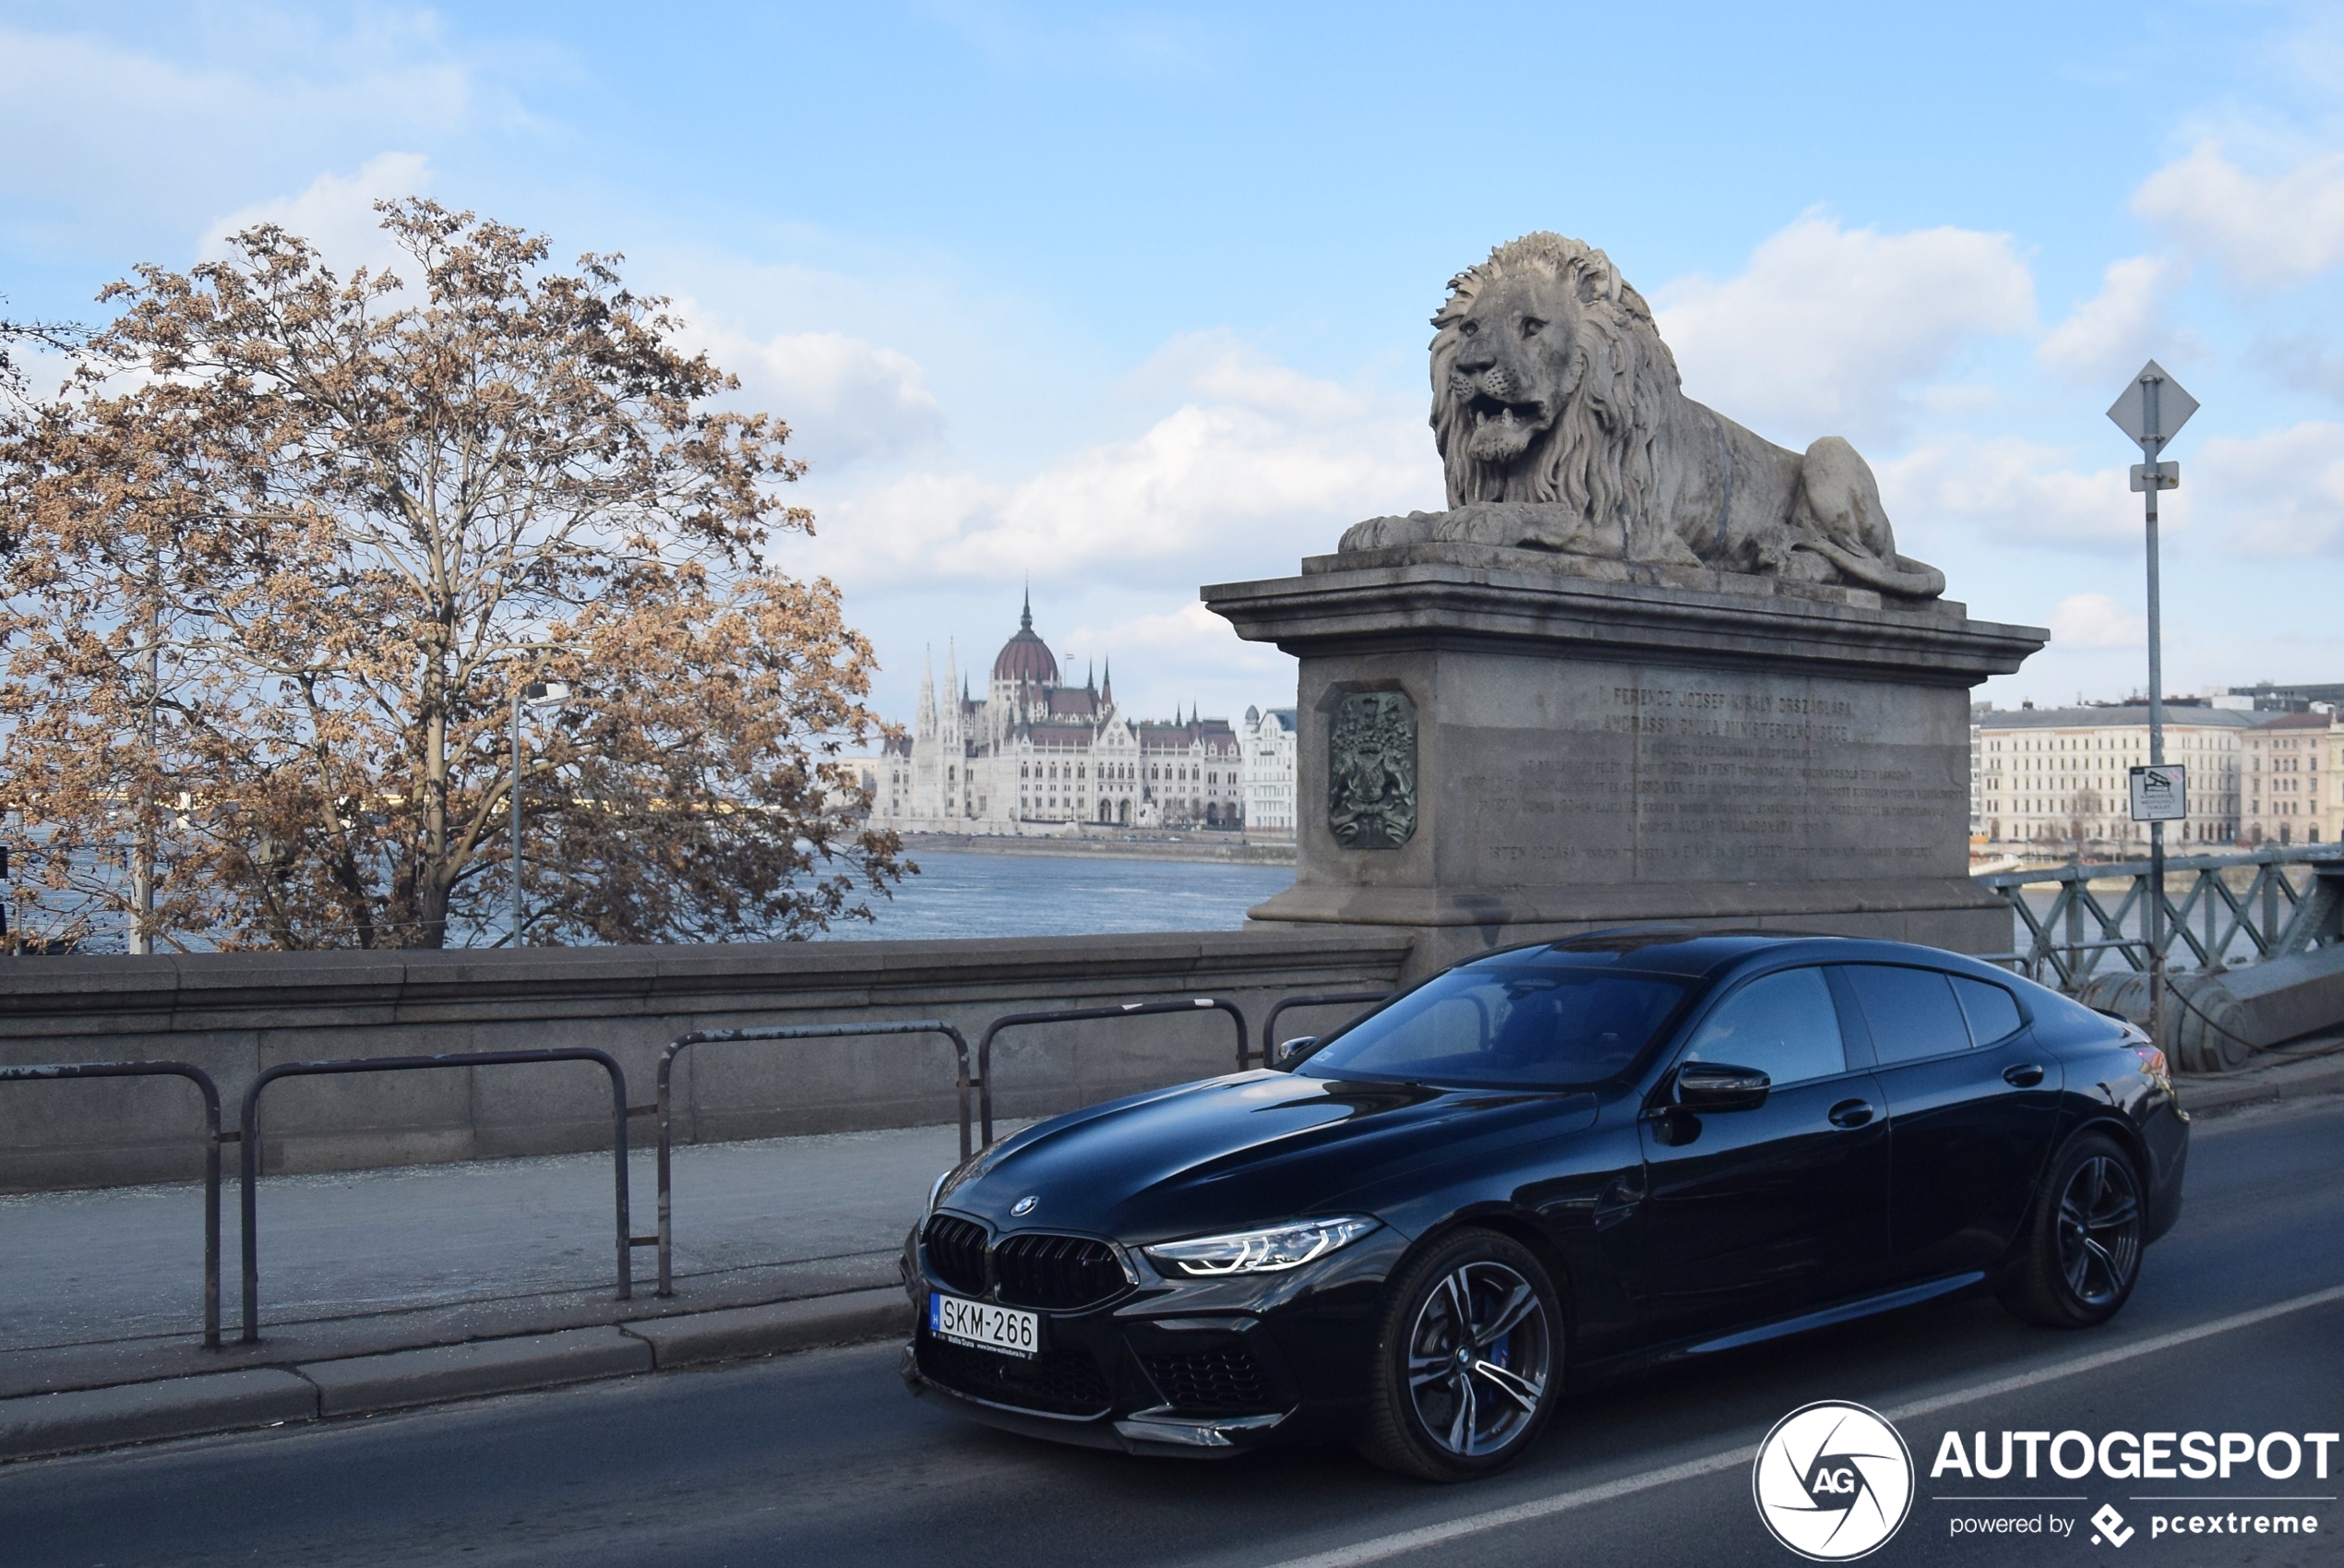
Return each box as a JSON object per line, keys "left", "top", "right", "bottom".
{"left": 0, "top": 1370, "right": 317, "bottom": 1461}
{"left": 0, "top": 1287, "right": 912, "bottom": 1463}
{"left": 302, "top": 1327, "right": 653, "bottom": 1418}
{"left": 625, "top": 1287, "right": 911, "bottom": 1369}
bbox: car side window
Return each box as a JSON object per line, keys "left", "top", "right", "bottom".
{"left": 1951, "top": 976, "right": 2025, "bottom": 1046}
{"left": 1840, "top": 964, "right": 1972, "bottom": 1064}
{"left": 1680, "top": 967, "right": 1848, "bottom": 1087}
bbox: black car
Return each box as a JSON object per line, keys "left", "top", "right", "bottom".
{"left": 901, "top": 930, "right": 2187, "bottom": 1480}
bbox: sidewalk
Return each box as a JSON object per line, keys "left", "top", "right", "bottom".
{"left": 0, "top": 1123, "right": 970, "bottom": 1458}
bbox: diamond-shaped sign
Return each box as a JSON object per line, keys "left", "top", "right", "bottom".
{"left": 2108, "top": 360, "right": 2198, "bottom": 449}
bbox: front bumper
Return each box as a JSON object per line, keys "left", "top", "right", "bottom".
{"left": 899, "top": 1214, "right": 1402, "bottom": 1454}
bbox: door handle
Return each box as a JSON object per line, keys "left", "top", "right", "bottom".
{"left": 1827, "top": 1098, "right": 1875, "bottom": 1129}
{"left": 2003, "top": 1063, "right": 2046, "bottom": 1088}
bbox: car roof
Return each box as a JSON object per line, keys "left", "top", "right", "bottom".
{"left": 1459, "top": 928, "right": 2013, "bottom": 983}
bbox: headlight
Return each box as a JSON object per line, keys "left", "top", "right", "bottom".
{"left": 1142, "top": 1215, "right": 1380, "bottom": 1276}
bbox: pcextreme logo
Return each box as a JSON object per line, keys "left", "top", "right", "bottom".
{"left": 1753, "top": 1401, "right": 1916, "bottom": 1561}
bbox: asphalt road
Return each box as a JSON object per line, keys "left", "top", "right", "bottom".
{"left": 6, "top": 1095, "right": 2341, "bottom": 1568}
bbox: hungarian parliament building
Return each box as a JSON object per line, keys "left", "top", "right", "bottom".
{"left": 867, "top": 595, "right": 1295, "bottom": 835}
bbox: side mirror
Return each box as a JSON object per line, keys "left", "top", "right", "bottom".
{"left": 1674, "top": 1061, "right": 1771, "bottom": 1112}
{"left": 1271, "top": 1035, "right": 1317, "bottom": 1069}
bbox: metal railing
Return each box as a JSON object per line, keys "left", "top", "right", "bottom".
{"left": 0, "top": 1060, "right": 226, "bottom": 1349}
{"left": 652, "top": 1021, "right": 972, "bottom": 1298}
{"left": 976, "top": 999, "right": 1248, "bottom": 1149}
{"left": 1260, "top": 991, "right": 1394, "bottom": 1067}
{"left": 1977, "top": 844, "right": 2344, "bottom": 991}
{"left": 239, "top": 1048, "right": 634, "bottom": 1344}
{"left": 38, "top": 987, "right": 1393, "bottom": 1326}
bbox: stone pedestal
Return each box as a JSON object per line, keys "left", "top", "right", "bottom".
{"left": 1204, "top": 542, "right": 2047, "bottom": 977}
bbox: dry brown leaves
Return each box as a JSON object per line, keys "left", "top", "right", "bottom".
{"left": 0, "top": 200, "right": 903, "bottom": 950}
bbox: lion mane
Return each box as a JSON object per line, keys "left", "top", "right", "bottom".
{"left": 1430, "top": 232, "right": 1676, "bottom": 532}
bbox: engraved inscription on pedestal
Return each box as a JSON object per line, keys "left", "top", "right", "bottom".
{"left": 1328, "top": 690, "right": 1417, "bottom": 850}
{"left": 1453, "top": 670, "right": 1971, "bottom": 887}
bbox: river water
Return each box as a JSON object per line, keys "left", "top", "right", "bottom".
{"left": 820, "top": 851, "right": 1298, "bottom": 942}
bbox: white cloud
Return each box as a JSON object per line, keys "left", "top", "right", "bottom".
{"left": 1066, "top": 600, "right": 1293, "bottom": 712}
{"left": 2037, "top": 256, "right": 2195, "bottom": 384}
{"left": 2194, "top": 421, "right": 2344, "bottom": 557}
{"left": 803, "top": 334, "right": 1440, "bottom": 590}
{"left": 2134, "top": 141, "right": 2344, "bottom": 292}
{"left": 0, "top": 19, "right": 487, "bottom": 231}
{"left": 2048, "top": 592, "right": 2146, "bottom": 649}
{"left": 197, "top": 152, "right": 435, "bottom": 273}
{"left": 1878, "top": 437, "right": 2159, "bottom": 554}
{"left": 1885, "top": 422, "right": 2344, "bottom": 563}
{"left": 1653, "top": 215, "right": 2034, "bottom": 445}
{"left": 690, "top": 324, "right": 946, "bottom": 468}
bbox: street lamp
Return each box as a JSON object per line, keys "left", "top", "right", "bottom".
{"left": 510, "top": 679, "right": 572, "bottom": 947}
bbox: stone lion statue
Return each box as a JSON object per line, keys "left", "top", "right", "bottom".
{"left": 1339, "top": 232, "right": 1945, "bottom": 599}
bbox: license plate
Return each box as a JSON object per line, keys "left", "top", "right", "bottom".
{"left": 929, "top": 1292, "right": 1039, "bottom": 1359}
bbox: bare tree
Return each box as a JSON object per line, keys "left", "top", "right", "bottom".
{"left": 0, "top": 201, "right": 903, "bottom": 951}
{"left": 2066, "top": 787, "right": 2104, "bottom": 857}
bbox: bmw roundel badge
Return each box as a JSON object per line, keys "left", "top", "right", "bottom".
{"left": 1011, "top": 1194, "right": 1038, "bottom": 1216}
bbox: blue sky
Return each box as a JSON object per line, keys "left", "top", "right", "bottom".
{"left": 6, "top": 1, "right": 2343, "bottom": 731}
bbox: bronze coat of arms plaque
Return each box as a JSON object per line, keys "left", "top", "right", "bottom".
{"left": 1328, "top": 690, "right": 1417, "bottom": 849}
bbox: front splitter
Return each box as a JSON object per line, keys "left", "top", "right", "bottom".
{"left": 900, "top": 1347, "right": 1288, "bottom": 1459}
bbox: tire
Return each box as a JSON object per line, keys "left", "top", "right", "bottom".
{"left": 1355, "top": 1227, "right": 1563, "bottom": 1481}
{"left": 1998, "top": 1132, "right": 2146, "bottom": 1329}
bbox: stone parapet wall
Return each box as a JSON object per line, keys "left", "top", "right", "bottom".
{"left": 0, "top": 930, "right": 1412, "bottom": 1191}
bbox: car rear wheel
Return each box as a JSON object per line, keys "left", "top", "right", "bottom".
{"left": 1357, "top": 1228, "right": 1561, "bottom": 1481}
{"left": 1999, "top": 1131, "right": 2145, "bottom": 1329}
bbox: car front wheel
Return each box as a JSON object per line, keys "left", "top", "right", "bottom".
{"left": 1999, "top": 1131, "right": 2146, "bottom": 1329}
{"left": 1357, "top": 1227, "right": 1562, "bottom": 1481}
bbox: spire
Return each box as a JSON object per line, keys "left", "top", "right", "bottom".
{"left": 917, "top": 645, "right": 937, "bottom": 740}
{"left": 1020, "top": 579, "right": 1033, "bottom": 632}
{"left": 1100, "top": 657, "right": 1113, "bottom": 704}
{"left": 1087, "top": 659, "right": 1094, "bottom": 692}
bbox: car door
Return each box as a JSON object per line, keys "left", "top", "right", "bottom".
{"left": 1637, "top": 964, "right": 1892, "bottom": 1341}
{"left": 1833, "top": 964, "right": 2065, "bottom": 1282}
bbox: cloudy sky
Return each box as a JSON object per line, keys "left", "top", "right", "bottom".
{"left": 6, "top": 1, "right": 2342, "bottom": 730}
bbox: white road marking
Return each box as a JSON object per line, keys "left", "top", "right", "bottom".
{"left": 1252, "top": 1283, "right": 2344, "bottom": 1568}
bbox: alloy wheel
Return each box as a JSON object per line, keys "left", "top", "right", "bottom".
{"left": 2055, "top": 1153, "right": 2142, "bottom": 1308}
{"left": 1405, "top": 1260, "right": 1553, "bottom": 1457}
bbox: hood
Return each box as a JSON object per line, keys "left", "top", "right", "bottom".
{"left": 937, "top": 1069, "right": 1597, "bottom": 1242}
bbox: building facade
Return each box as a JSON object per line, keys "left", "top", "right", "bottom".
{"left": 2242, "top": 710, "right": 2343, "bottom": 846}
{"left": 872, "top": 596, "right": 1245, "bottom": 834}
{"left": 1972, "top": 703, "right": 2250, "bottom": 848}
{"left": 1242, "top": 705, "right": 1298, "bottom": 836}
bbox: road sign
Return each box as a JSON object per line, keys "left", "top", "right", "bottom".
{"left": 2108, "top": 360, "right": 2198, "bottom": 449}
{"left": 2129, "top": 461, "right": 2180, "bottom": 492}
{"left": 2129, "top": 764, "right": 2187, "bottom": 822}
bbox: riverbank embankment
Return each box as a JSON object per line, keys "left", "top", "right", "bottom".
{"left": 897, "top": 832, "right": 1296, "bottom": 867}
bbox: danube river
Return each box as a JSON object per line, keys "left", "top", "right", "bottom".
{"left": 820, "top": 850, "right": 1297, "bottom": 942}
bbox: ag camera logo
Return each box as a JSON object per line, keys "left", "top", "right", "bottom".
{"left": 1753, "top": 1401, "right": 1915, "bottom": 1561}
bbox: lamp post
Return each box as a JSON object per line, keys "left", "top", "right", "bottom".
{"left": 509, "top": 680, "right": 571, "bottom": 947}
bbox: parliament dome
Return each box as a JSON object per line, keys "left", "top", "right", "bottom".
{"left": 992, "top": 592, "right": 1058, "bottom": 686}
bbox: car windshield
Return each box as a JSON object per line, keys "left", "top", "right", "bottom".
{"left": 1295, "top": 965, "right": 1690, "bottom": 1088}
